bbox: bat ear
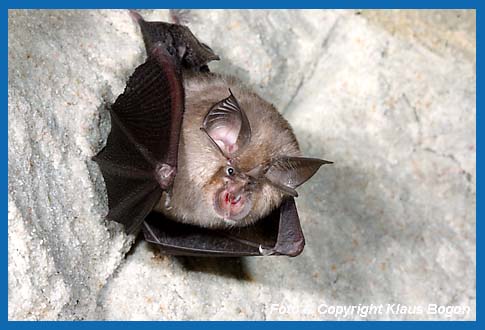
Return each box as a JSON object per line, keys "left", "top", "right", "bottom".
{"left": 264, "top": 157, "right": 333, "bottom": 197}
{"left": 201, "top": 90, "right": 251, "bottom": 158}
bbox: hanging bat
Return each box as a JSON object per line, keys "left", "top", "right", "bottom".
{"left": 93, "top": 11, "right": 332, "bottom": 257}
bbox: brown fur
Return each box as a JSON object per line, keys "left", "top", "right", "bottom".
{"left": 154, "top": 72, "right": 301, "bottom": 228}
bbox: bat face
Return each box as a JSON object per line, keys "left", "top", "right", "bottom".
{"left": 211, "top": 167, "right": 254, "bottom": 223}
{"left": 154, "top": 73, "right": 330, "bottom": 228}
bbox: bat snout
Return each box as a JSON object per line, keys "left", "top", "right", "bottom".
{"left": 213, "top": 184, "right": 253, "bottom": 224}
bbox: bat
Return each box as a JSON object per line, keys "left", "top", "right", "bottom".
{"left": 93, "top": 11, "right": 332, "bottom": 257}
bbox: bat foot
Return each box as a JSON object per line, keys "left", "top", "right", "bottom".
{"left": 155, "top": 164, "right": 176, "bottom": 189}
{"left": 259, "top": 239, "right": 305, "bottom": 257}
{"left": 151, "top": 40, "right": 178, "bottom": 59}
{"left": 169, "top": 9, "right": 192, "bottom": 25}
{"left": 258, "top": 245, "right": 275, "bottom": 256}
{"left": 128, "top": 10, "right": 143, "bottom": 23}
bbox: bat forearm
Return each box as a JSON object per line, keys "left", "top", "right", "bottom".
{"left": 150, "top": 44, "right": 185, "bottom": 189}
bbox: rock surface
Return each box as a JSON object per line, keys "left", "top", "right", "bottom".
{"left": 8, "top": 9, "right": 475, "bottom": 320}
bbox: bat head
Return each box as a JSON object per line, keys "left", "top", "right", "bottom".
{"left": 200, "top": 90, "right": 332, "bottom": 226}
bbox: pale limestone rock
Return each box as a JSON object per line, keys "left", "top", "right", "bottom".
{"left": 8, "top": 10, "right": 475, "bottom": 320}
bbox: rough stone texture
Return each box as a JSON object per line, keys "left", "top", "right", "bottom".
{"left": 8, "top": 10, "right": 475, "bottom": 320}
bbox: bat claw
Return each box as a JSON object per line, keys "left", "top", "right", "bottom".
{"left": 258, "top": 237, "right": 305, "bottom": 257}
{"left": 151, "top": 41, "right": 178, "bottom": 60}
{"left": 155, "top": 164, "right": 176, "bottom": 189}
{"left": 128, "top": 10, "right": 143, "bottom": 23}
{"left": 258, "top": 245, "right": 275, "bottom": 256}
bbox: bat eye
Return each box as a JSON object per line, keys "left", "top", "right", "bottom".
{"left": 226, "top": 166, "right": 235, "bottom": 176}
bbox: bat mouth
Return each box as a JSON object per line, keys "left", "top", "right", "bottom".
{"left": 214, "top": 188, "right": 252, "bottom": 223}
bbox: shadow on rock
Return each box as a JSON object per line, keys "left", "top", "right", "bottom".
{"left": 141, "top": 239, "right": 253, "bottom": 281}
{"left": 249, "top": 159, "right": 430, "bottom": 312}
{"left": 174, "top": 256, "right": 253, "bottom": 281}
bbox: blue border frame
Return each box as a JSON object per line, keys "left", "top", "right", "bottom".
{"left": 5, "top": 0, "right": 479, "bottom": 327}
{"left": 3, "top": 0, "right": 481, "bottom": 9}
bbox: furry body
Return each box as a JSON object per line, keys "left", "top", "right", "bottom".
{"left": 154, "top": 72, "right": 301, "bottom": 228}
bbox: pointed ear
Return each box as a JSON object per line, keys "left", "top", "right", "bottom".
{"left": 201, "top": 90, "right": 251, "bottom": 157}
{"left": 265, "top": 157, "right": 333, "bottom": 195}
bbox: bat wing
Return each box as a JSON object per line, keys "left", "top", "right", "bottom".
{"left": 93, "top": 53, "right": 180, "bottom": 234}
{"left": 129, "top": 10, "right": 219, "bottom": 70}
{"left": 142, "top": 197, "right": 305, "bottom": 257}
{"left": 94, "top": 13, "right": 220, "bottom": 234}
